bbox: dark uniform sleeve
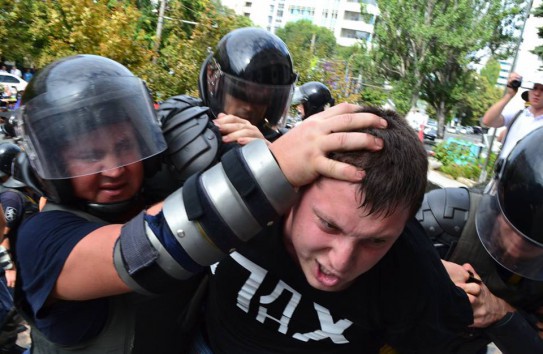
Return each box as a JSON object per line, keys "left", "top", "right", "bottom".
{"left": 382, "top": 219, "right": 473, "bottom": 353}
{"left": 0, "top": 191, "right": 24, "bottom": 229}
{"left": 16, "top": 211, "right": 109, "bottom": 346}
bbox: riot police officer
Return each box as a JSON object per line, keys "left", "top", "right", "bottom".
{"left": 12, "top": 54, "right": 384, "bottom": 353}
{"left": 159, "top": 27, "right": 298, "bottom": 144}
{"left": 292, "top": 81, "right": 335, "bottom": 120}
{"left": 418, "top": 126, "right": 543, "bottom": 354}
{"left": 0, "top": 142, "right": 39, "bottom": 286}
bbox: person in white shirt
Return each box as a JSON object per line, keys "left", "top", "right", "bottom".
{"left": 9, "top": 66, "right": 21, "bottom": 78}
{"left": 482, "top": 72, "right": 543, "bottom": 160}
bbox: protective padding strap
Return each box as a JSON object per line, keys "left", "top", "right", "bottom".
{"left": 221, "top": 147, "right": 279, "bottom": 226}
{"left": 143, "top": 222, "right": 194, "bottom": 280}
{"left": 182, "top": 174, "right": 242, "bottom": 252}
{"left": 113, "top": 211, "right": 196, "bottom": 294}
{"left": 162, "top": 188, "right": 225, "bottom": 266}
{"left": 240, "top": 140, "right": 297, "bottom": 215}
{"left": 200, "top": 163, "right": 260, "bottom": 241}
{"left": 113, "top": 240, "right": 154, "bottom": 296}
{"left": 118, "top": 212, "right": 158, "bottom": 274}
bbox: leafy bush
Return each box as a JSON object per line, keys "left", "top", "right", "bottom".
{"left": 433, "top": 140, "right": 497, "bottom": 181}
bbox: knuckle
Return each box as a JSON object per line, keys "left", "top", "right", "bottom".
{"left": 325, "top": 159, "right": 336, "bottom": 175}
{"left": 336, "top": 132, "right": 348, "bottom": 147}
{"left": 341, "top": 113, "right": 354, "bottom": 126}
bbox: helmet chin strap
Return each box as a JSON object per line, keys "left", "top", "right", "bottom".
{"left": 83, "top": 193, "right": 145, "bottom": 223}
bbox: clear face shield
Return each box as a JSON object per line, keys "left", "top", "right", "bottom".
{"left": 18, "top": 77, "right": 167, "bottom": 179}
{"left": 476, "top": 180, "right": 543, "bottom": 280}
{"left": 207, "top": 64, "right": 295, "bottom": 128}
{"left": 290, "top": 86, "right": 305, "bottom": 106}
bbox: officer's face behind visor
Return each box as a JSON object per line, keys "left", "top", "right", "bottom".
{"left": 212, "top": 71, "right": 294, "bottom": 128}
{"left": 19, "top": 77, "right": 167, "bottom": 179}
{"left": 476, "top": 181, "right": 543, "bottom": 281}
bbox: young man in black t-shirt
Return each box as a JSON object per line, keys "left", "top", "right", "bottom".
{"left": 197, "top": 107, "right": 474, "bottom": 354}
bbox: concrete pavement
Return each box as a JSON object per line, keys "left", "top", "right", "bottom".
{"left": 427, "top": 169, "right": 468, "bottom": 189}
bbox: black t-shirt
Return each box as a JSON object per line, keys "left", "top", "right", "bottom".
{"left": 206, "top": 219, "right": 472, "bottom": 354}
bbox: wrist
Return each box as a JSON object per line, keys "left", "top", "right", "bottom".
{"left": 497, "top": 302, "right": 516, "bottom": 323}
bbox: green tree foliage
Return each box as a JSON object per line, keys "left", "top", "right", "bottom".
{"left": 147, "top": 0, "right": 252, "bottom": 99}
{"left": 358, "top": 87, "right": 389, "bottom": 107}
{"left": 1, "top": 0, "right": 153, "bottom": 69}
{"left": 276, "top": 20, "right": 336, "bottom": 84}
{"left": 454, "top": 72, "right": 502, "bottom": 126}
{"left": 454, "top": 59, "right": 503, "bottom": 126}
{"left": 368, "top": 0, "right": 524, "bottom": 136}
{"left": 480, "top": 57, "right": 501, "bottom": 84}
{"left": 0, "top": 0, "right": 252, "bottom": 101}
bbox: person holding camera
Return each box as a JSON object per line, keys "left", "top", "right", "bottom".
{"left": 482, "top": 71, "right": 543, "bottom": 160}
{"left": 12, "top": 54, "right": 388, "bottom": 353}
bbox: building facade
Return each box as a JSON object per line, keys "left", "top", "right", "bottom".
{"left": 220, "top": 0, "right": 379, "bottom": 47}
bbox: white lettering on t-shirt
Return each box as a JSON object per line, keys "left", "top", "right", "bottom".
{"left": 257, "top": 280, "right": 301, "bottom": 334}
{"left": 231, "top": 252, "right": 267, "bottom": 313}
{"left": 292, "top": 303, "right": 352, "bottom": 344}
{"left": 230, "top": 252, "right": 352, "bottom": 343}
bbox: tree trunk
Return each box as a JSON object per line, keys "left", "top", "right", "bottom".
{"left": 436, "top": 100, "right": 447, "bottom": 139}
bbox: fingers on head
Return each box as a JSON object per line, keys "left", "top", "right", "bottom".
{"left": 318, "top": 157, "right": 364, "bottom": 182}
{"left": 321, "top": 132, "right": 383, "bottom": 152}
{"left": 324, "top": 112, "right": 385, "bottom": 132}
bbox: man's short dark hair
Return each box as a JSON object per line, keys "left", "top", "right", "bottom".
{"left": 328, "top": 106, "right": 428, "bottom": 217}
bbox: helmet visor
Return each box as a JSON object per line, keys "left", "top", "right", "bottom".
{"left": 476, "top": 182, "right": 543, "bottom": 280}
{"left": 290, "top": 86, "right": 305, "bottom": 106}
{"left": 18, "top": 77, "right": 166, "bottom": 179}
{"left": 208, "top": 71, "right": 294, "bottom": 127}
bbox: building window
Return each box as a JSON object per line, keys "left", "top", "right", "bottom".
{"left": 341, "top": 28, "right": 371, "bottom": 40}
{"left": 245, "top": 2, "right": 252, "bottom": 7}
{"left": 344, "top": 11, "right": 361, "bottom": 21}
{"left": 289, "top": 6, "right": 315, "bottom": 17}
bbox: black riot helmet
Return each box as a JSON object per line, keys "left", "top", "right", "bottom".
{"left": 198, "top": 27, "right": 297, "bottom": 130}
{"left": 17, "top": 54, "right": 167, "bottom": 206}
{"left": 291, "top": 81, "right": 335, "bottom": 119}
{"left": 476, "top": 127, "right": 543, "bottom": 280}
{"left": 0, "top": 142, "right": 22, "bottom": 178}
{"left": 0, "top": 111, "right": 17, "bottom": 138}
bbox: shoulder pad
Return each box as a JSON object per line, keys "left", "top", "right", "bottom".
{"left": 158, "top": 95, "right": 220, "bottom": 182}
{"left": 416, "top": 187, "right": 470, "bottom": 257}
{"left": 156, "top": 95, "right": 205, "bottom": 125}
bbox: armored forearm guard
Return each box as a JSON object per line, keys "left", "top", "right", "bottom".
{"left": 114, "top": 140, "right": 297, "bottom": 294}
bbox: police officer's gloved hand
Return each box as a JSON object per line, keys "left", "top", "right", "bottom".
{"left": 156, "top": 95, "right": 235, "bottom": 182}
